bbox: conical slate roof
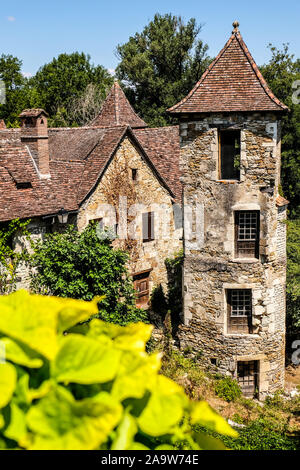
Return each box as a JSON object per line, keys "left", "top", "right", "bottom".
{"left": 90, "top": 81, "right": 147, "bottom": 128}
{"left": 168, "top": 22, "right": 288, "bottom": 114}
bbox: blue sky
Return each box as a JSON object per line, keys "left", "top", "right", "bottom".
{"left": 1, "top": 0, "right": 299, "bottom": 77}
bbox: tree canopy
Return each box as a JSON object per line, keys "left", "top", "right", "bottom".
{"left": 116, "top": 13, "right": 211, "bottom": 127}
{"left": 30, "top": 52, "right": 113, "bottom": 126}
{"left": 0, "top": 55, "right": 38, "bottom": 126}
{"left": 0, "top": 52, "right": 113, "bottom": 127}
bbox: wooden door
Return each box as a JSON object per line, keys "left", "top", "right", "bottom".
{"left": 133, "top": 272, "right": 150, "bottom": 308}
{"left": 237, "top": 361, "right": 259, "bottom": 398}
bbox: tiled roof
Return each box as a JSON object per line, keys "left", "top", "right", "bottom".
{"left": 90, "top": 82, "right": 148, "bottom": 129}
{"left": 276, "top": 195, "right": 289, "bottom": 207}
{"left": 0, "top": 124, "right": 181, "bottom": 222}
{"left": 168, "top": 23, "right": 288, "bottom": 114}
{"left": 133, "top": 126, "right": 181, "bottom": 201}
{"left": 19, "top": 109, "right": 49, "bottom": 118}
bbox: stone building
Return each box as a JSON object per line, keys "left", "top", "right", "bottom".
{"left": 0, "top": 82, "right": 182, "bottom": 306}
{"left": 0, "top": 22, "right": 288, "bottom": 398}
{"left": 168, "top": 21, "right": 289, "bottom": 399}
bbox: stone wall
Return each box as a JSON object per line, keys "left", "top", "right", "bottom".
{"left": 178, "top": 112, "right": 286, "bottom": 399}
{"left": 10, "top": 136, "right": 182, "bottom": 302}
{"left": 77, "top": 135, "right": 182, "bottom": 295}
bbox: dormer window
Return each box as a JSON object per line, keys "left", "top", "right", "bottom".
{"left": 16, "top": 182, "right": 32, "bottom": 190}
{"left": 219, "top": 130, "right": 240, "bottom": 180}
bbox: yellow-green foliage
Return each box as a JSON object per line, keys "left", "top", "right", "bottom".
{"left": 0, "top": 290, "right": 237, "bottom": 450}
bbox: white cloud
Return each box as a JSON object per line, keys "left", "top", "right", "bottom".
{"left": 7, "top": 16, "right": 16, "bottom": 22}
{"left": 108, "top": 69, "right": 115, "bottom": 76}
{"left": 22, "top": 72, "right": 32, "bottom": 78}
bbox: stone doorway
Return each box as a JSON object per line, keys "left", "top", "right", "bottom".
{"left": 237, "top": 360, "right": 259, "bottom": 398}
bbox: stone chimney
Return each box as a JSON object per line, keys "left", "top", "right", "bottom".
{"left": 0, "top": 119, "right": 6, "bottom": 129}
{"left": 19, "top": 109, "right": 50, "bottom": 178}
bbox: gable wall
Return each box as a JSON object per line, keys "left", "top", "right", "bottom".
{"left": 77, "top": 136, "right": 182, "bottom": 293}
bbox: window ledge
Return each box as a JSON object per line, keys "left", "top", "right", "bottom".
{"left": 231, "top": 258, "right": 260, "bottom": 264}
{"left": 225, "top": 334, "right": 260, "bottom": 338}
{"left": 216, "top": 180, "right": 240, "bottom": 184}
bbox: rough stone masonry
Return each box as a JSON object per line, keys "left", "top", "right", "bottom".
{"left": 168, "top": 22, "right": 289, "bottom": 399}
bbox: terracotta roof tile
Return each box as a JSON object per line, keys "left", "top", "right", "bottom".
{"left": 168, "top": 24, "right": 288, "bottom": 114}
{"left": 276, "top": 195, "right": 289, "bottom": 207}
{"left": 90, "top": 82, "right": 147, "bottom": 129}
{"left": 133, "top": 126, "right": 182, "bottom": 201}
{"left": 19, "top": 109, "right": 49, "bottom": 118}
{"left": 0, "top": 124, "right": 180, "bottom": 221}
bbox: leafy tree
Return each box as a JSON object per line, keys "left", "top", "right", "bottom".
{"left": 261, "top": 44, "right": 300, "bottom": 218}
{"left": 286, "top": 220, "right": 300, "bottom": 335}
{"left": 29, "top": 223, "right": 147, "bottom": 325}
{"left": 0, "top": 55, "right": 28, "bottom": 126}
{"left": 31, "top": 52, "right": 113, "bottom": 126}
{"left": 116, "top": 13, "right": 210, "bottom": 127}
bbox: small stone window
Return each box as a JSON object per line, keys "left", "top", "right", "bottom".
{"left": 227, "top": 289, "right": 252, "bottom": 334}
{"left": 237, "top": 360, "right": 259, "bottom": 398}
{"left": 235, "top": 211, "right": 260, "bottom": 259}
{"left": 89, "top": 218, "right": 104, "bottom": 231}
{"left": 131, "top": 168, "right": 138, "bottom": 181}
{"left": 219, "top": 130, "right": 240, "bottom": 180}
{"left": 142, "top": 212, "right": 154, "bottom": 242}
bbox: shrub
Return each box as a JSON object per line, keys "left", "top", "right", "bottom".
{"left": 0, "top": 291, "right": 237, "bottom": 450}
{"left": 29, "top": 224, "right": 147, "bottom": 325}
{"left": 0, "top": 219, "right": 29, "bottom": 294}
{"left": 220, "top": 419, "right": 299, "bottom": 450}
{"left": 214, "top": 376, "right": 242, "bottom": 402}
{"left": 195, "top": 419, "right": 299, "bottom": 451}
{"left": 165, "top": 250, "right": 184, "bottom": 327}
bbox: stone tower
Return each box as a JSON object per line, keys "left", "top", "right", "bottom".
{"left": 168, "top": 22, "right": 289, "bottom": 399}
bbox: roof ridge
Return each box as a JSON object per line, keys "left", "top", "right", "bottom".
{"left": 114, "top": 81, "right": 120, "bottom": 126}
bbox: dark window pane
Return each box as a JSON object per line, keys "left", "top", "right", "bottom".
{"left": 143, "top": 212, "right": 154, "bottom": 242}
{"left": 132, "top": 169, "right": 137, "bottom": 181}
{"left": 220, "top": 130, "right": 240, "bottom": 180}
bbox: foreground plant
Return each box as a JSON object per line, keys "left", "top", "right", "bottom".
{"left": 0, "top": 290, "right": 237, "bottom": 450}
